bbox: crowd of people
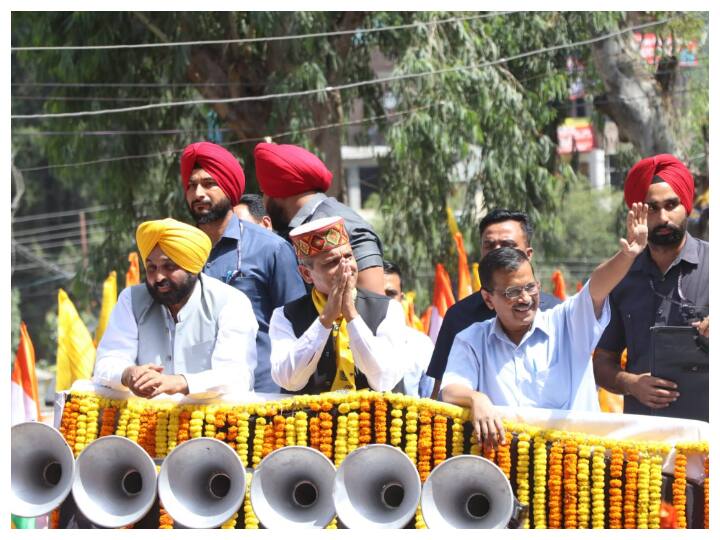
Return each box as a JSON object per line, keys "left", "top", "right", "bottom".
{"left": 93, "top": 143, "right": 709, "bottom": 449}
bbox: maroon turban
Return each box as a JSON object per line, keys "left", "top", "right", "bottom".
{"left": 254, "top": 142, "right": 333, "bottom": 198}
{"left": 624, "top": 154, "right": 694, "bottom": 214}
{"left": 180, "top": 142, "right": 245, "bottom": 206}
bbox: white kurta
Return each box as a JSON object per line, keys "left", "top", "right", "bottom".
{"left": 268, "top": 298, "right": 409, "bottom": 392}
{"left": 93, "top": 282, "right": 258, "bottom": 397}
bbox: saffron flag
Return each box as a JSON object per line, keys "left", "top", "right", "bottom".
{"left": 95, "top": 271, "right": 117, "bottom": 345}
{"left": 453, "top": 232, "right": 472, "bottom": 300}
{"left": 11, "top": 322, "right": 40, "bottom": 425}
{"left": 11, "top": 322, "right": 41, "bottom": 529}
{"left": 55, "top": 289, "right": 96, "bottom": 392}
{"left": 125, "top": 251, "right": 140, "bottom": 288}
{"left": 428, "top": 263, "right": 455, "bottom": 343}
{"left": 551, "top": 269, "right": 567, "bottom": 301}
{"left": 471, "top": 262, "right": 482, "bottom": 293}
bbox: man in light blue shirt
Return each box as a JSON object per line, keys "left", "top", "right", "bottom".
{"left": 441, "top": 203, "right": 650, "bottom": 449}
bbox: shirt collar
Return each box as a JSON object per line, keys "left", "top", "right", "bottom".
{"left": 220, "top": 213, "right": 242, "bottom": 242}
{"left": 289, "top": 193, "right": 328, "bottom": 229}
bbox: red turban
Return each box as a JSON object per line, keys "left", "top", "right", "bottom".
{"left": 624, "top": 154, "right": 694, "bottom": 214}
{"left": 254, "top": 142, "right": 333, "bottom": 198}
{"left": 180, "top": 142, "right": 245, "bottom": 206}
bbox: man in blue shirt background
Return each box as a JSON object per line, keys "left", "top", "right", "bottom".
{"left": 180, "top": 142, "right": 307, "bottom": 393}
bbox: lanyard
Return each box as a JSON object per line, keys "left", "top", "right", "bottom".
{"left": 648, "top": 273, "right": 706, "bottom": 323}
{"left": 224, "top": 220, "right": 244, "bottom": 284}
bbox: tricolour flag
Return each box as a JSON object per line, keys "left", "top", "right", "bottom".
{"left": 11, "top": 322, "right": 40, "bottom": 425}
{"left": 125, "top": 251, "right": 140, "bottom": 288}
{"left": 55, "top": 289, "right": 96, "bottom": 392}
{"left": 95, "top": 271, "right": 117, "bottom": 345}
{"left": 11, "top": 322, "right": 41, "bottom": 528}
{"left": 428, "top": 263, "right": 455, "bottom": 343}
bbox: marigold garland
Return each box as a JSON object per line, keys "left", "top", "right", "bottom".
{"left": 532, "top": 435, "right": 547, "bottom": 529}
{"left": 243, "top": 472, "right": 259, "bottom": 529}
{"left": 623, "top": 446, "right": 639, "bottom": 529}
{"left": 704, "top": 454, "right": 709, "bottom": 529}
{"left": 635, "top": 451, "right": 650, "bottom": 529}
{"left": 648, "top": 454, "right": 663, "bottom": 529}
{"left": 404, "top": 405, "right": 418, "bottom": 464}
{"left": 414, "top": 505, "right": 427, "bottom": 529}
{"left": 562, "top": 439, "right": 578, "bottom": 528}
{"left": 432, "top": 415, "right": 447, "bottom": 468}
{"left": 55, "top": 389, "right": 708, "bottom": 530}
{"left": 672, "top": 451, "right": 687, "bottom": 528}
{"left": 417, "top": 409, "right": 433, "bottom": 482}
{"left": 576, "top": 444, "right": 591, "bottom": 529}
{"left": 608, "top": 446, "right": 624, "bottom": 528}
{"left": 547, "top": 440, "right": 564, "bottom": 528}
{"left": 516, "top": 432, "right": 531, "bottom": 528}
{"left": 591, "top": 445, "right": 606, "bottom": 529}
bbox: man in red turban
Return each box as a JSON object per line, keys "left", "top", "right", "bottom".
{"left": 254, "top": 142, "right": 386, "bottom": 294}
{"left": 179, "top": 141, "right": 306, "bottom": 394}
{"left": 594, "top": 154, "right": 709, "bottom": 421}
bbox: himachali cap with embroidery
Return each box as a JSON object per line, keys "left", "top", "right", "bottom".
{"left": 289, "top": 216, "right": 350, "bottom": 259}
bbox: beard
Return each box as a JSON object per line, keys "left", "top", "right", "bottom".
{"left": 146, "top": 273, "right": 198, "bottom": 307}
{"left": 264, "top": 197, "right": 290, "bottom": 233}
{"left": 188, "top": 196, "right": 232, "bottom": 225}
{"left": 649, "top": 219, "right": 687, "bottom": 247}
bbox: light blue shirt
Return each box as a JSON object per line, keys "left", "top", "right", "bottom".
{"left": 440, "top": 282, "right": 610, "bottom": 412}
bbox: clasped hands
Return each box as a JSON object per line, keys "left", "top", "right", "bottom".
{"left": 319, "top": 258, "right": 358, "bottom": 329}
{"left": 121, "top": 364, "right": 189, "bottom": 398}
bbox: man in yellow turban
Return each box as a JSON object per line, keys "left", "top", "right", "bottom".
{"left": 93, "top": 218, "right": 259, "bottom": 398}
{"left": 268, "top": 216, "right": 409, "bottom": 394}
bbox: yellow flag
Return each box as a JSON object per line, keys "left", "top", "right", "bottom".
{"left": 125, "top": 252, "right": 140, "bottom": 288}
{"left": 471, "top": 262, "right": 482, "bottom": 293}
{"left": 55, "top": 289, "right": 96, "bottom": 392}
{"left": 446, "top": 206, "right": 460, "bottom": 237}
{"left": 453, "top": 232, "right": 472, "bottom": 300}
{"left": 95, "top": 271, "right": 117, "bottom": 345}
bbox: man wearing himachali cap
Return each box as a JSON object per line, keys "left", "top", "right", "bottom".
{"left": 93, "top": 218, "right": 258, "bottom": 398}
{"left": 268, "top": 217, "right": 409, "bottom": 394}
{"left": 254, "top": 142, "right": 386, "bottom": 295}
{"left": 180, "top": 142, "right": 306, "bottom": 394}
{"left": 593, "top": 154, "right": 709, "bottom": 417}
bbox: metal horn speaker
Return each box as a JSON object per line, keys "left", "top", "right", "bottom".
{"left": 158, "top": 437, "right": 246, "bottom": 529}
{"left": 250, "top": 446, "right": 337, "bottom": 529}
{"left": 333, "top": 444, "right": 421, "bottom": 529}
{"left": 72, "top": 435, "right": 158, "bottom": 528}
{"left": 420, "top": 454, "right": 527, "bottom": 529}
{"left": 11, "top": 421, "right": 75, "bottom": 517}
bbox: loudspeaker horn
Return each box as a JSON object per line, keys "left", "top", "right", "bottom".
{"left": 72, "top": 435, "right": 158, "bottom": 528}
{"left": 333, "top": 444, "right": 421, "bottom": 529}
{"left": 158, "top": 437, "right": 246, "bottom": 529}
{"left": 11, "top": 421, "right": 75, "bottom": 517}
{"left": 250, "top": 446, "right": 337, "bottom": 528}
{"left": 420, "top": 454, "right": 527, "bottom": 529}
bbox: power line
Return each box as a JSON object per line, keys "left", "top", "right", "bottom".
{"left": 13, "top": 226, "right": 107, "bottom": 246}
{"left": 13, "top": 217, "right": 103, "bottom": 238}
{"left": 10, "top": 18, "right": 674, "bottom": 121}
{"left": 12, "top": 205, "right": 108, "bottom": 223}
{"left": 12, "top": 128, "right": 233, "bottom": 137}
{"left": 16, "top": 104, "right": 434, "bottom": 173}
{"left": 11, "top": 12, "right": 511, "bottom": 52}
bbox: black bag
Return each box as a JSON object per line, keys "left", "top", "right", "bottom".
{"left": 649, "top": 326, "right": 708, "bottom": 422}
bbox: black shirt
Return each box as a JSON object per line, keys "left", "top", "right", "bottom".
{"left": 426, "top": 290, "right": 562, "bottom": 380}
{"left": 596, "top": 233, "right": 709, "bottom": 415}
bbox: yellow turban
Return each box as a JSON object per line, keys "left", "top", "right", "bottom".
{"left": 135, "top": 218, "right": 212, "bottom": 274}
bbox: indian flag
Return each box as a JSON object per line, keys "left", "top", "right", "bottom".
{"left": 11, "top": 322, "right": 41, "bottom": 528}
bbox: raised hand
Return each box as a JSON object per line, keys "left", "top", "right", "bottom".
{"left": 619, "top": 202, "right": 649, "bottom": 258}
{"left": 340, "top": 258, "right": 359, "bottom": 322}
